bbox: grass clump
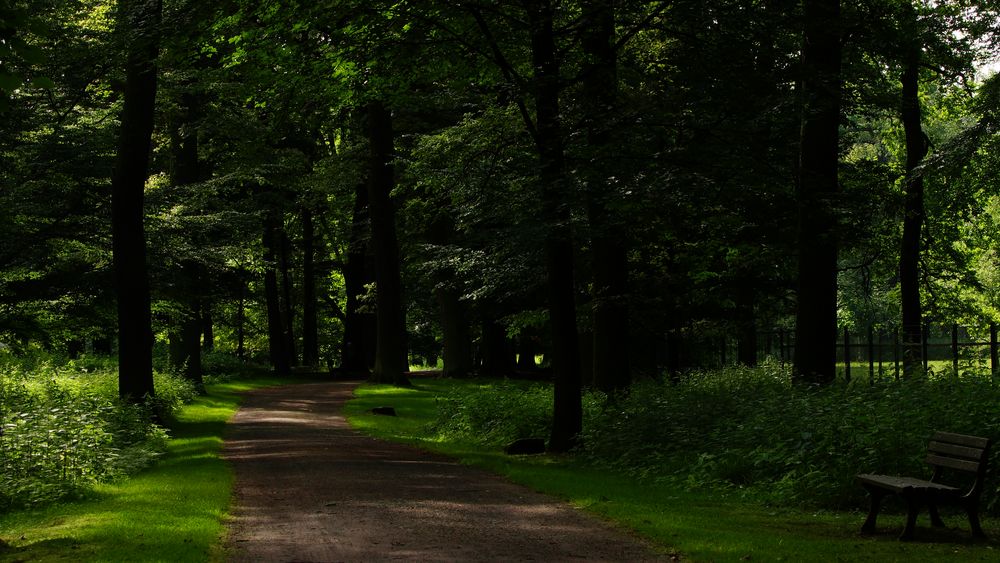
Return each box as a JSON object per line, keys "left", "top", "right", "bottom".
{"left": 0, "top": 351, "right": 198, "bottom": 510}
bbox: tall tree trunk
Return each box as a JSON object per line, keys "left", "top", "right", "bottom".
{"left": 366, "top": 101, "right": 410, "bottom": 386}
{"left": 112, "top": 0, "right": 161, "bottom": 402}
{"left": 528, "top": 2, "right": 582, "bottom": 452}
{"left": 169, "top": 91, "right": 204, "bottom": 387}
{"left": 792, "top": 0, "right": 840, "bottom": 384}
{"left": 581, "top": 0, "right": 631, "bottom": 395}
{"left": 279, "top": 227, "right": 297, "bottom": 366}
{"left": 899, "top": 6, "right": 927, "bottom": 379}
{"left": 181, "top": 297, "right": 203, "bottom": 388}
{"left": 263, "top": 213, "right": 290, "bottom": 374}
{"left": 437, "top": 287, "right": 473, "bottom": 378}
{"left": 341, "top": 181, "right": 374, "bottom": 375}
{"left": 302, "top": 208, "right": 319, "bottom": 367}
{"left": 236, "top": 277, "right": 246, "bottom": 360}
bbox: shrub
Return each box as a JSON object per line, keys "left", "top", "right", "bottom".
{"left": 0, "top": 355, "right": 196, "bottom": 510}
{"left": 578, "top": 361, "right": 1000, "bottom": 512}
{"left": 431, "top": 380, "right": 554, "bottom": 446}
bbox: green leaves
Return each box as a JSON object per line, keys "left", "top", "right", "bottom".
{"left": 0, "top": 353, "right": 197, "bottom": 510}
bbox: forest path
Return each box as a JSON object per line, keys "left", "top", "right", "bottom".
{"left": 222, "top": 380, "right": 667, "bottom": 562}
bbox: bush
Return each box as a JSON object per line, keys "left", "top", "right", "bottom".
{"left": 0, "top": 354, "right": 198, "bottom": 510}
{"left": 425, "top": 365, "right": 1000, "bottom": 513}
{"left": 578, "top": 361, "right": 1000, "bottom": 512}
{"left": 432, "top": 380, "right": 554, "bottom": 446}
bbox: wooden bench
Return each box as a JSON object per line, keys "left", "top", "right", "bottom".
{"left": 857, "top": 431, "right": 992, "bottom": 540}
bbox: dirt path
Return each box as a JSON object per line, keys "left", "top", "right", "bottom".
{"left": 223, "top": 381, "right": 669, "bottom": 562}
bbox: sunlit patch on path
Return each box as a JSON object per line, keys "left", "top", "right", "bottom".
{"left": 223, "top": 381, "right": 666, "bottom": 561}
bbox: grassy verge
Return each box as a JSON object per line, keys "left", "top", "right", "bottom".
{"left": 345, "top": 378, "right": 1000, "bottom": 563}
{"left": 0, "top": 376, "right": 298, "bottom": 562}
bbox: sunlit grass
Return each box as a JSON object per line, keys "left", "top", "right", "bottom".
{"left": 0, "top": 376, "right": 300, "bottom": 562}
{"left": 346, "top": 377, "right": 1000, "bottom": 562}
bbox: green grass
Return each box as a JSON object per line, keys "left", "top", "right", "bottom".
{"left": 345, "top": 378, "right": 1000, "bottom": 562}
{"left": 0, "top": 376, "right": 300, "bottom": 562}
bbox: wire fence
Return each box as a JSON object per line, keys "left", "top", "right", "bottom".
{"left": 756, "top": 323, "right": 1000, "bottom": 381}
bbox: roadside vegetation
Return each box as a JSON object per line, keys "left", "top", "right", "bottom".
{"left": 0, "top": 349, "right": 290, "bottom": 562}
{"left": 346, "top": 371, "right": 1000, "bottom": 562}
{"left": 0, "top": 350, "right": 197, "bottom": 510}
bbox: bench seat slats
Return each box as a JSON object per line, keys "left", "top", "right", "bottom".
{"left": 927, "top": 441, "right": 985, "bottom": 461}
{"left": 931, "top": 431, "right": 990, "bottom": 449}
{"left": 857, "top": 474, "right": 959, "bottom": 495}
{"left": 925, "top": 454, "right": 981, "bottom": 473}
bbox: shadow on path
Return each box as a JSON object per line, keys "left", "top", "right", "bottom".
{"left": 224, "top": 381, "right": 666, "bottom": 562}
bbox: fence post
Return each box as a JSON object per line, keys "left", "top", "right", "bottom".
{"left": 844, "top": 327, "right": 851, "bottom": 382}
{"left": 991, "top": 323, "right": 998, "bottom": 378}
{"left": 952, "top": 323, "right": 959, "bottom": 377}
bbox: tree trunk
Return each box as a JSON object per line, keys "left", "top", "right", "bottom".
{"left": 302, "top": 208, "right": 319, "bottom": 367}
{"left": 168, "top": 330, "right": 184, "bottom": 369}
{"left": 340, "top": 181, "right": 374, "bottom": 375}
{"left": 236, "top": 272, "right": 246, "bottom": 360}
{"left": 181, "top": 298, "right": 203, "bottom": 388}
{"left": 899, "top": 6, "right": 927, "bottom": 379}
{"left": 480, "top": 319, "right": 513, "bottom": 377}
{"left": 517, "top": 334, "right": 538, "bottom": 372}
{"left": 202, "top": 310, "right": 214, "bottom": 352}
{"left": 112, "top": 0, "right": 161, "bottom": 402}
{"left": 581, "top": 0, "right": 631, "bottom": 395}
{"left": 792, "top": 0, "right": 840, "bottom": 384}
{"left": 366, "top": 101, "right": 410, "bottom": 386}
{"left": 437, "top": 287, "right": 473, "bottom": 378}
{"left": 736, "top": 286, "right": 758, "bottom": 366}
{"left": 168, "top": 90, "right": 204, "bottom": 387}
{"left": 279, "top": 226, "right": 297, "bottom": 366}
{"left": 528, "top": 2, "right": 582, "bottom": 452}
{"left": 263, "top": 213, "right": 290, "bottom": 374}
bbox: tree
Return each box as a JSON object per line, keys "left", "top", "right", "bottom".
{"left": 366, "top": 101, "right": 411, "bottom": 386}
{"left": 580, "top": 0, "right": 631, "bottom": 393}
{"left": 112, "top": 0, "right": 161, "bottom": 401}
{"left": 525, "top": 0, "right": 582, "bottom": 451}
{"left": 793, "top": 0, "right": 841, "bottom": 384}
{"left": 897, "top": 2, "right": 928, "bottom": 378}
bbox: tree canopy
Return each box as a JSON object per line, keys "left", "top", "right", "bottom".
{"left": 3, "top": 0, "right": 1000, "bottom": 441}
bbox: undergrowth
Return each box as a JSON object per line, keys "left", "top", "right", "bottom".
{"left": 430, "top": 362, "right": 1000, "bottom": 513}
{"left": 0, "top": 351, "right": 198, "bottom": 511}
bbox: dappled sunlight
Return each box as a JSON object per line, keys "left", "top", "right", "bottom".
{"left": 225, "top": 380, "right": 664, "bottom": 561}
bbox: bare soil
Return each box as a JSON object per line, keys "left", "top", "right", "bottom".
{"left": 223, "top": 380, "right": 671, "bottom": 562}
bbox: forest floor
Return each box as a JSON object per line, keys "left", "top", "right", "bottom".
{"left": 222, "top": 380, "right": 670, "bottom": 562}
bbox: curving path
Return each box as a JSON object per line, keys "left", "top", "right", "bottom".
{"left": 223, "top": 381, "right": 669, "bottom": 562}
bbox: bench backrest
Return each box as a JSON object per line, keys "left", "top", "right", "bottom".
{"left": 926, "top": 431, "right": 992, "bottom": 497}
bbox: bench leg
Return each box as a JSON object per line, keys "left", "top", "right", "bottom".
{"left": 928, "top": 504, "right": 945, "bottom": 528}
{"left": 900, "top": 496, "right": 920, "bottom": 541}
{"left": 966, "top": 504, "right": 986, "bottom": 539}
{"left": 861, "top": 487, "right": 887, "bottom": 534}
